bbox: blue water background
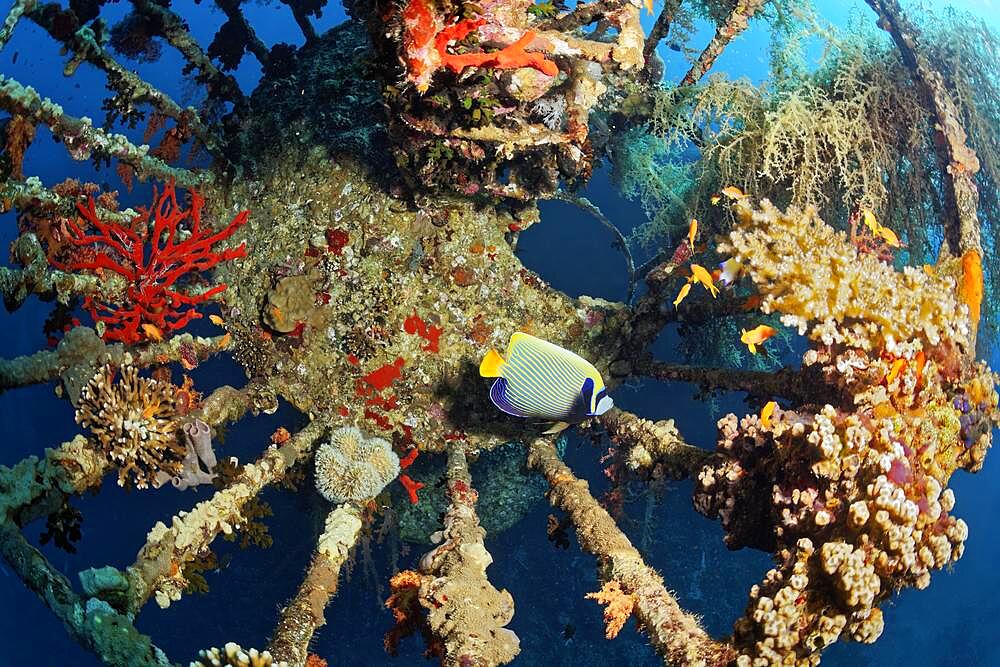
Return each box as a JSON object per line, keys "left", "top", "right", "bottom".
{"left": 1, "top": 1, "right": 997, "bottom": 664}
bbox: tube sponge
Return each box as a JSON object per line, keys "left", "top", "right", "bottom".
{"left": 314, "top": 427, "right": 399, "bottom": 504}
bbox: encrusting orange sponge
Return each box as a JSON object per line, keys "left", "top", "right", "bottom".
{"left": 958, "top": 250, "right": 984, "bottom": 332}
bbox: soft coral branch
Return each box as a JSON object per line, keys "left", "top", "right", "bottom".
{"left": 53, "top": 183, "right": 249, "bottom": 344}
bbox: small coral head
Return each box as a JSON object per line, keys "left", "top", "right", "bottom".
{"left": 315, "top": 427, "right": 400, "bottom": 504}
{"left": 75, "top": 362, "right": 185, "bottom": 489}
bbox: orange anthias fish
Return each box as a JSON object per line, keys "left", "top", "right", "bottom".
{"left": 862, "top": 208, "right": 902, "bottom": 248}
{"left": 673, "top": 282, "right": 692, "bottom": 308}
{"left": 740, "top": 325, "right": 776, "bottom": 354}
{"left": 208, "top": 314, "right": 225, "bottom": 326}
{"left": 687, "top": 219, "right": 698, "bottom": 250}
{"left": 720, "top": 186, "right": 748, "bottom": 201}
{"left": 141, "top": 323, "right": 164, "bottom": 342}
{"left": 689, "top": 264, "right": 719, "bottom": 297}
{"left": 760, "top": 401, "right": 777, "bottom": 428}
{"left": 885, "top": 358, "right": 907, "bottom": 384}
{"left": 643, "top": 0, "right": 654, "bottom": 14}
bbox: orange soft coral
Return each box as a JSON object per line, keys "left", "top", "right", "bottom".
{"left": 959, "top": 249, "right": 984, "bottom": 333}
{"left": 585, "top": 580, "right": 636, "bottom": 639}
{"left": 384, "top": 570, "right": 424, "bottom": 655}
{"left": 400, "top": 0, "right": 558, "bottom": 92}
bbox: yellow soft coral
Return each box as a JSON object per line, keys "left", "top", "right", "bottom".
{"left": 718, "top": 199, "right": 970, "bottom": 352}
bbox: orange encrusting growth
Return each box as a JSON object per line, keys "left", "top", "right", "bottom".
{"left": 400, "top": 0, "right": 558, "bottom": 91}
{"left": 437, "top": 20, "right": 557, "bottom": 77}
{"left": 958, "top": 250, "right": 984, "bottom": 332}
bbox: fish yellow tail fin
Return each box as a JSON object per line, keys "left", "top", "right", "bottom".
{"left": 479, "top": 349, "right": 506, "bottom": 377}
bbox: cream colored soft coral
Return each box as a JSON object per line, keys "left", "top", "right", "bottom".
{"left": 717, "top": 199, "right": 970, "bottom": 352}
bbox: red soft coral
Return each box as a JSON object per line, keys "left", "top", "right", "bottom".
{"left": 53, "top": 182, "right": 249, "bottom": 344}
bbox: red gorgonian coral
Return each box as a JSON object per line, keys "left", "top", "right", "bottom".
{"left": 53, "top": 182, "right": 249, "bottom": 344}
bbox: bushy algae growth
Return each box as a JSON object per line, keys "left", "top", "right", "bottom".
{"left": 0, "top": 0, "right": 996, "bottom": 665}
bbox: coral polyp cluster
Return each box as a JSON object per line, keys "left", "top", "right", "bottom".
{"left": 76, "top": 361, "right": 185, "bottom": 489}
{"left": 314, "top": 427, "right": 400, "bottom": 504}
{"left": 718, "top": 199, "right": 972, "bottom": 351}
{"left": 192, "top": 642, "right": 287, "bottom": 667}
{"left": 368, "top": 0, "right": 645, "bottom": 199}
{"left": 694, "top": 199, "right": 999, "bottom": 664}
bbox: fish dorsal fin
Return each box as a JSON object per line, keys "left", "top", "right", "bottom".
{"left": 509, "top": 332, "right": 604, "bottom": 386}
{"left": 580, "top": 377, "right": 595, "bottom": 413}
{"left": 479, "top": 349, "right": 506, "bottom": 378}
{"left": 542, "top": 421, "right": 571, "bottom": 435}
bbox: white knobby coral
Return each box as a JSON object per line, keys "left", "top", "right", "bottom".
{"left": 314, "top": 426, "right": 399, "bottom": 504}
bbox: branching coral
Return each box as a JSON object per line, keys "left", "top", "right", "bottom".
{"left": 192, "top": 643, "right": 287, "bottom": 667}
{"left": 75, "top": 361, "right": 185, "bottom": 489}
{"left": 52, "top": 183, "right": 249, "bottom": 344}
{"left": 718, "top": 198, "right": 971, "bottom": 352}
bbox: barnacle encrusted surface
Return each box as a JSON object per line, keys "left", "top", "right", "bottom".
{"left": 192, "top": 642, "right": 287, "bottom": 667}
{"left": 314, "top": 426, "right": 400, "bottom": 504}
{"left": 75, "top": 362, "right": 184, "bottom": 489}
{"left": 717, "top": 199, "right": 970, "bottom": 352}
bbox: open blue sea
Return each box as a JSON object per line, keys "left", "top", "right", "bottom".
{"left": 1, "top": 0, "right": 998, "bottom": 665}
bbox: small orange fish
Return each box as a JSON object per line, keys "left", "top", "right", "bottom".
{"left": 687, "top": 219, "right": 698, "bottom": 250}
{"left": 689, "top": 264, "right": 719, "bottom": 297}
{"left": 643, "top": 0, "right": 654, "bottom": 14}
{"left": 741, "top": 294, "right": 764, "bottom": 312}
{"left": 271, "top": 305, "right": 285, "bottom": 325}
{"left": 862, "top": 208, "right": 880, "bottom": 234}
{"left": 914, "top": 350, "right": 927, "bottom": 386}
{"left": 760, "top": 401, "right": 777, "bottom": 428}
{"left": 720, "top": 186, "right": 747, "bottom": 200}
{"left": 141, "top": 323, "right": 164, "bottom": 342}
{"left": 710, "top": 194, "right": 722, "bottom": 206}
{"left": 740, "top": 325, "right": 776, "bottom": 354}
{"left": 885, "top": 358, "right": 906, "bottom": 384}
{"left": 209, "top": 314, "right": 225, "bottom": 326}
{"left": 673, "top": 282, "right": 692, "bottom": 308}
{"left": 219, "top": 332, "right": 232, "bottom": 349}
{"left": 876, "top": 225, "right": 901, "bottom": 248}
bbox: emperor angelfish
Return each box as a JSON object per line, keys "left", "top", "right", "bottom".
{"left": 479, "top": 332, "right": 614, "bottom": 433}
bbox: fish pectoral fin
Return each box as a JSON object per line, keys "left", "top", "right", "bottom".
{"left": 479, "top": 349, "right": 506, "bottom": 377}
{"left": 542, "top": 421, "right": 571, "bottom": 435}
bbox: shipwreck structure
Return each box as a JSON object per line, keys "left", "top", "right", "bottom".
{"left": 0, "top": 0, "right": 996, "bottom": 665}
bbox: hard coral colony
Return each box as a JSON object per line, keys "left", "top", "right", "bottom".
{"left": 0, "top": 0, "right": 997, "bottom": 666}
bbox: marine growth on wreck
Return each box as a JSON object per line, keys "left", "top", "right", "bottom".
{"left": 0, "top": 0, "right": 997, "bottom": 664}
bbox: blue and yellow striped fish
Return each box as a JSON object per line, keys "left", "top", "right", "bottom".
{"left": 479, "top": 332, "right": 614, "bottom": 433}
